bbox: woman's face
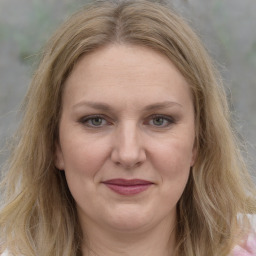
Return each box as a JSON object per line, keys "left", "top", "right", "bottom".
{"left": 56, "top": 44, "right": 196, "bottom": 234}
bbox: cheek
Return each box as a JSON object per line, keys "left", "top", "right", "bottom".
{"left": 63, "top": 140, "right": 110, "bottom": 177}
{"left": 145, "top": 139, "right": 192, "bottom": 219}
{"left": 63, "top": 140, "right": 111, "bottom": 203}
{"left": 153, "top": 139, "right": 193, "bottom": 172}
{"left": 150, "top": 139, "right": 193, "bottom": 197}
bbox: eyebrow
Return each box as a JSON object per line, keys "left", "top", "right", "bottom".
{"left": 72, "top": 100, "right": 182, "bottom": 111}
{"left": 144, "top": 101, "right": 182, "bottom": 111}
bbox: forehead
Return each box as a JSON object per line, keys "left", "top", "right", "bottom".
{"left": 63, "top": 44, "right": 193, "bottom": 110}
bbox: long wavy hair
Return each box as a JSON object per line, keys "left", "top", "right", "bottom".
{"left": 1, "top": 1, "right": 255, "bottom": 255}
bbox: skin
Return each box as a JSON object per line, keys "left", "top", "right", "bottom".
{"left": 55, "top": 44, "right": 196, "bottom": 256}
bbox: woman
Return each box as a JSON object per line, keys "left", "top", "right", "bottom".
{"left": 0, "top": 0, "right": 255, "bottom": 255}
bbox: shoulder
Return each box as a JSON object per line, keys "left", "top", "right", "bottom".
{"left": 230, "top": 214, "right": 256, "bottom": 256}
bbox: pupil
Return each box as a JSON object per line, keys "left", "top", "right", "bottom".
{"left": 154, "top": 117, "right": 163, "bottom": 126}
{"left": 92, "top": 117, "right": 102, "bottom": 126}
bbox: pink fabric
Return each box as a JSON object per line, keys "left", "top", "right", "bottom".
{"left": 230, "top": 214, "right": 256, "bottom": 256}
{"left": 231, "top": 233, "right": 256, "bottom": 256}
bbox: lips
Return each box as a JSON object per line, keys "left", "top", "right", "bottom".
{"left": 102, "top": 179, "right": 154, "bottom": 195}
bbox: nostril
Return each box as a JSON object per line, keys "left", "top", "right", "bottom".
{"left": 114, "top": 161, "right": 143, "bottom": 170}
{"left": 110, "top": 147, "right": 146, "bottom": 169}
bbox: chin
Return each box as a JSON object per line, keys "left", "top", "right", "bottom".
{"left": 105, "top": 206, "right": 157, "bottom": 233}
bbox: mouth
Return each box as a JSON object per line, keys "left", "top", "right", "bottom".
{"left": 102, "top": 179, "right": 154, "bottom": 195}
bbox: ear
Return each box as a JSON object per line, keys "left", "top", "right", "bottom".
{"left": 190, "top": 142, "right": 197, "bottom": 167}
{"left": 55, "top": 143, "right": 65, "bottom": 170}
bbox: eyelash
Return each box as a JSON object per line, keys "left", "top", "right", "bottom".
{"left": 79, "top": 115, "right": 110, "bottom": 128}
{"left": 79, "top": 114, "right": 175, "bottom": 128}
{"left": 146, "top": 114, "right": 175, "bottom": 127}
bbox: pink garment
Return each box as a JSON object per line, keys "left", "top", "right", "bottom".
{"left": 231, "top": 233, "right": 256, "bottom": 256}
{"left": 230, "top": 214, "right": 256, "bottom": 256}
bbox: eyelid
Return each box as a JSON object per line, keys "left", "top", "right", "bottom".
{"left": 79, "top": 114, "right": 112, "bottom": 127}
{"left": 145, "top": 114, "right": 176, "bottom": 127}
{"left": 149, "top": 114, "right": 175, "bottom": 120}
{"left": 78, "top": 114, "right": 176, "bottom": 128}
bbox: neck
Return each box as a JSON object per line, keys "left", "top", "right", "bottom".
{"left": 81, "top": 215, "right": 176, "bottom": 256}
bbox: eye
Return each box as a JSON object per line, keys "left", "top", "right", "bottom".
{"left": 147, "top": 115, "right": 175, "bottom": 128}
{"left": 79, "top": 115, "right": 109, "bottom": 128}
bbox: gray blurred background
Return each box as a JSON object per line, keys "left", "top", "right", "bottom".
{"left": 0, "top": 0, "right": 255, "bottom": 182}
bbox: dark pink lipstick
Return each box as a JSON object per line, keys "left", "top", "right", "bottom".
{"left": 102, "top": 179, "right": 153, "bottom": 195}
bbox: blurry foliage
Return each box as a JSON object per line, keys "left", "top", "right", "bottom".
{"left": 0, "top": 24, "right": 8, "bottom": 42}
{"left": 247, "top": 42, "right": 256, "bottom": 68}
{"left": 15, "top": 4, "right": 59, "bottom": 64}
{"left": 13, "top": 1, "right": 87, "bottom": 65}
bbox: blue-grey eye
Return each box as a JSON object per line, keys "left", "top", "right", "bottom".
{"left": 88, "top": 117, "right": 105, "bottom": 126}
{"left": 80, "top": 115, "right": 108, "bottom": 127}
{"left": 152, "top": 117, "right": 165, "bottom": 126}
{"left": 148, "top": 115, "right": 174, "bottom": 127}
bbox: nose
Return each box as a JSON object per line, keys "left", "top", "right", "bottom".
{"left": 111, "top": 122, "right": 146, "bottom": 169}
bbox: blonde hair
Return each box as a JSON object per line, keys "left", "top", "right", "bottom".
{"left": 1, "top": 0, "right": 255, "bottom": 255}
